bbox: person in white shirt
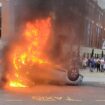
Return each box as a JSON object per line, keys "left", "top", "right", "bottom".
{"left": 100, "top": 58, "right": 104, "bottom": 72}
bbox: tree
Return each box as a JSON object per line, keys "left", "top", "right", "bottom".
{"left": 101, "top": 50, "right": 104, "bottom": 58}
{"left": 91, "top": 49, "right": 94, "bottom": 58}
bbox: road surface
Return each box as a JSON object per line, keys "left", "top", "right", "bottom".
{"left": 0, "top": 82, "right": 105, "bottom": 105}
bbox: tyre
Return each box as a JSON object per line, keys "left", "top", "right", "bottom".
{"left": 67, "top": 68, "right": 79, "bottom": 81}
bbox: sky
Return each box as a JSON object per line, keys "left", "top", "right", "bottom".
{"left": 97, "top": 0, "right": 105, "bottom": 9}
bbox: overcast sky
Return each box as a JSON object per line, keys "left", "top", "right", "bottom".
{"left": 97, "top": 0, "right": 105, "bottom": 9}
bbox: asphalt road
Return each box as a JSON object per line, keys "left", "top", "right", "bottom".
{"left": 0, "top": 82, "right": 105, "bottom": 105}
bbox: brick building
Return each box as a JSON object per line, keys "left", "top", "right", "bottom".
{"left": 84, "top": 0, "right": 104, "bottom": 49}
{"left": 80, "top": 0, "right": 105, "bottom": 57}
{"left": 0, "top": 0, "right": 16, "bottom": 41}
{"left": 0, "top": 0, "right": 105, "bottom": 57}
{"left": 0, "top": 0, "right": 85, "bottom": 40}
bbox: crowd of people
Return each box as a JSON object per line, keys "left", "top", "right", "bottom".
{"left": 82, "top": 57, "right": 105, "bottom": 72}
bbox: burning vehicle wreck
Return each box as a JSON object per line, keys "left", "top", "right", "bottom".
{"left": 0, "top": 0, "right": 83, "bottom": 88}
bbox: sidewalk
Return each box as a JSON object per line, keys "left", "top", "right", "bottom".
{"left": 80, "top": 68, "right": 105, "bottom": 84}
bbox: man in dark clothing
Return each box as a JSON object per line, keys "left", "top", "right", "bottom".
{"left": 96, "top": 59, "right": 100, "bottom": 72}
{"left": 89, "top": 58, "right": 95, "bottom": 72}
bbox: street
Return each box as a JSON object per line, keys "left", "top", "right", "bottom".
{"left": 0, "top": 79, "right": 105, "bottom": 105}
{"left": 1, "top": 0, "right": 105, "bottom": 105}
{"left": 0, "top": 69, "right": 105, "bottom": 105}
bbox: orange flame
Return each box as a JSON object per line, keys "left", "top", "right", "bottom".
{"left": 5, "top": 17, "right": 52, "bottom": 88}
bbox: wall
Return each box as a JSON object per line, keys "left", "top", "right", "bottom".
{"left": 0, "top": 0, "right": 15, "bottom": 42}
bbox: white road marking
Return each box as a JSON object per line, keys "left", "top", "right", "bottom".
{"left": 96, "top": 100, "right": 105, "bottom": 102}
{"left": 5, "top": 100, "right": 24, "bottom": 102}
{"left": 32, "top": 96, "right": 82, "bottom": 102}
{"left": 65, "top": 97, "right": 82, "bottom": 102}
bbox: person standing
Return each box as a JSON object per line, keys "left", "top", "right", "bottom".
{"left": 96, "top": 58, "right": 100, "bottom": 72}
{"left": 82, "top": 57, "right": 88, "bottom": 69}
{"left": 100, "top": 58, "right": 104, "bottom": 72}
{"left": 89, "top": 57, "right": 95, "bottom": 72}
{"left": 103, "top": 61, "right": 105, "bottom": 72}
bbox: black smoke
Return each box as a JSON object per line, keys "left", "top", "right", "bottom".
{"left": 12, "top": 0, "right": 88, "bottom": 63}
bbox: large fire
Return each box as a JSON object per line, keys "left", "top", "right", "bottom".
{"left": 5, "top": 17, "right": 53, "bottom": 88}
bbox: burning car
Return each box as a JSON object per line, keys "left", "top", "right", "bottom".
{"left": 0, "top": 0, "right": 83, "bottom": 88}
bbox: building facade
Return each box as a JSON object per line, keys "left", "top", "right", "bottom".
{"left": 0, "top": 0, "right": 16, "bottom": 42}
{"left": 0, "top": 0, "right": 105, "bottom": 57}
{"left": 84, "top": 0, "right": 105, "bottom": 49}
{"left": 81, "top": 0, "right": 105, "bottom": 57}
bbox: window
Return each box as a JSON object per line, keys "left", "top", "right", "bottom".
{"left": 96, "top": 26, "right": 100, "bottom": 36}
